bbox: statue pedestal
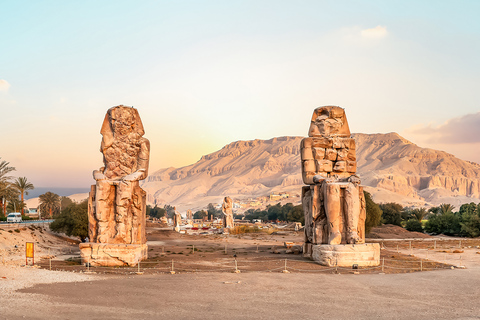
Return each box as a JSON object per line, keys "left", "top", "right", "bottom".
{"left": 311, "top": 243, "right": 380, "bottom": 267}
{"left": 79, "top": 243, "right": 148, "bottom": 267}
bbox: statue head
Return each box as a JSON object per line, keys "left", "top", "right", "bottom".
{"left": 308, "top": 106, "right": 350, "bottom": 137}
{"left": 100, "top": 105, "right": 145, "bottom": 150}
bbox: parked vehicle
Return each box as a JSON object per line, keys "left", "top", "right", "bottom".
{"left": 6, "top": 212, "right": 22, "bottom": 223}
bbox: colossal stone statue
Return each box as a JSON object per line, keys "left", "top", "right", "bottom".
{"left": 80, "top": 105, "right": 150, "bottom": 266}
{"left": 186, "top": 209, "right": 193, "bottom": 220}
{"left": 222, "top": 196, "right": 234, "bottom": 229}
{"left": 301, "top": 106, "right": 379, "bottom": 267}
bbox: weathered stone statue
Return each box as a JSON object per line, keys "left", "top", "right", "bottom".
{"left": 222, "top": 196, "right": 234, "bottom": 229}
{"left": 173, "top": 206, "right": 182, "bottom": 231}
{"left": 80, "top": 105, "right": 150, "bottom": 266}
{"left": 301, "top": 106, "right": 379, "bottom": 267}
{"left": 186, "top": 209, "right": 193, "bottom": 220}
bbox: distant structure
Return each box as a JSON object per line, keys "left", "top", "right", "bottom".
{"left": 301, "top": 106, "right": 379, "bottom": 267}
{"left": 173, "top": 206, "right": 182, "bottom": 231}
{"left": 222, "top": 196, "right": 234, "bottom": 230}
{"left": 80, "top": 105, "right": 150, "bottom": 266}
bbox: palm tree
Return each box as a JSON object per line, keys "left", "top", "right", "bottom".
{"left": 439, "top": 203, "right": 455, "bottom": 215}
{"left": 0, "top": 157, "right": 16, "bottom": 183}
{"left": 412, "top": 208, "right": 427, "bottom": 222}
{"left": 13, "top": 177, "right": 34, "bottom": 214}
{"left": 0, "top": 181, "right": 20, "bottom": 217}
{"left": 39, "top": 192, "right": 60, "bottom": 218}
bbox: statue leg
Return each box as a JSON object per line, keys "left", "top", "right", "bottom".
{"left": 323, "top": 182, "right": 342, "bottom": 245}
{"left": 115, "top": 182, "right": 134, "bottom": 243}
{"left": 95, "top": 180, "right": 113, "bottom": 243}
{"left": 344, "top": 183, "right": 361, "bottom": 244}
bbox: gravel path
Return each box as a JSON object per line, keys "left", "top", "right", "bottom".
{"left": 0, "top": 265, "right": 103, "bottom": 319}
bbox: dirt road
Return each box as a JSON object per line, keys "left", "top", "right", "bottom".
{"left": 0, "top": 266, "right": 478, "bottom": 320}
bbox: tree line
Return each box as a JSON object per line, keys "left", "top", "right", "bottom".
{"left": 377, "top": 201, "right": 480, "bottom": 237}
{"left": 0, "top": 157, "right": 35, "bottom": 218}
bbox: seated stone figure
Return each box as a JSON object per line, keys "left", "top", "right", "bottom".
{"left": 301, "top": 106, "right": 366, "bottom": 250}
{"left": 173, "top": 206, "right": 182, "bottom": 231}
{"left": 89, "top": 105, "right": 150, "bottom": 245}
{"left": 222, "top": 196, "right": 234, "bottom": 229}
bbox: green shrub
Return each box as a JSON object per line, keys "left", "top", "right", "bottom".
{"left": 425, "top": 211, "right": 461, "bottom": 236}
{"left": 405, "top": 219, "right": 423, "bottom": 233}
{"left": 364, "top": 191, "right": 382, "bottom": 234}
{"left": 50, "top": 200, "right": 88, "bottom": 240}
{"left": 379, "top": 203, "right": 403, "bottom": 226}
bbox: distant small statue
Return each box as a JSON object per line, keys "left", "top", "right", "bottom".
{"left": 186, "top": 209, "right": 193, "bottom": 220}
{"left": 222, "top": 197, "right": 234, "bottom": 229}
{"left": 173, "top": 206, "right": 182, "bottom": 231}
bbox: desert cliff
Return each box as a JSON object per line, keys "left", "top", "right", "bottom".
{"left": 141, "top": 133, "right": 480, "bottom": 211}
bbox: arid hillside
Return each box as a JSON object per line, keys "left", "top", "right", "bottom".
{"left": 354, "top": 133, "right": 480, "bottom": 207}
{"left": 142, "top": 136, "right": 303, "bottom": 211}
{"left": 141, "top": 133, "right": 480, "bottom": 212}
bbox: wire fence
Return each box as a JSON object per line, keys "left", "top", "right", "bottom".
{"left": 25, "top": 254, "right": 458, "bottom": 275}
{"left": 4, "top": 238, "right": 476, "bottom": 275}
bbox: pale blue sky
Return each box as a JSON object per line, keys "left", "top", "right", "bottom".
{"left": 1, "top": 0, "right": 479, "bottom": 187}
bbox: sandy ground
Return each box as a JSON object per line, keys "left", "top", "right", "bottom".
{"left": 2, "top": 224, "right": 480, "bottom": 319}
{"left": 2, "top": 266, "right": 480, "bottom": 319}
{"left": 0, "top": 223, "right": 78, "bottom": 266}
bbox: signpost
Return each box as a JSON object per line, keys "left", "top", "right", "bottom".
{"left": 26, "top": 242, "right": 34, "bottom": 266}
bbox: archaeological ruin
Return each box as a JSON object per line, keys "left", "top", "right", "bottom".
{"left": 301, "top": 106, "right": 380, "bottom": 267}
{"left": 79, "top": 105, "right": 150, "bottom": 266}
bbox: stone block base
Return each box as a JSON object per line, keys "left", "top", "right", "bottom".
{"left": 311, "top": 243, "right": 380, "bottom": 267}
{"left": 79, "top": 243, "right": 148, "bottom": 267}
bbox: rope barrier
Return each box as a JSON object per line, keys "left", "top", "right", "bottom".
{"left": 29, "top": 240, "right": 465, "bottom": 274}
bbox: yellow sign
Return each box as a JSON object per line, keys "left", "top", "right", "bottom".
{"left": 26, "top": 242, "right": 34, "bottom": 258}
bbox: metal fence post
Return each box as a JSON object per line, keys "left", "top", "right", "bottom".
{"left": 382, "top": 258, "right": 385, "bottom": 273}
{"left": 170, "top": 259, "right": 175, "bottom": 274}
{"left": 282, "top": 259, "right": 289, "bottom": 273}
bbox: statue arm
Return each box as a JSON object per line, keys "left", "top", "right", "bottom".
{"left": 123, "top": 138, "right": 150, "bottom": 182}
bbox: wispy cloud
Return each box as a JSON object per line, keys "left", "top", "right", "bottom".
{"left": 408, "top": 112, "right": 480, "bottom": 144}
{"left": 0, "top": 79, "right": 11, "bottom": 91}
{"left": 361, "top": 25, "right": 388, "bottom": 39}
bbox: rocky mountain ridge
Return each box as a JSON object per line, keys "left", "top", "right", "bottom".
{"left": 141, "top": 133, "right": 480, "bottom": 211}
